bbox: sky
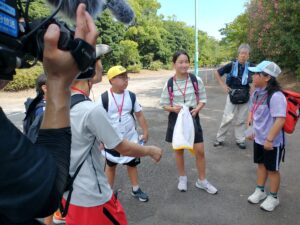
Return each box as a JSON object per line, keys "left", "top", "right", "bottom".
{"left": 157, "top": 0, "right": 249, "bottom": 40}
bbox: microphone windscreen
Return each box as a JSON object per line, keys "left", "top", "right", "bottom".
{"left": 47, "top": 0, "right": 135, "bottom": 24}
{"left": 106, "top": 0, "right": 135, "bottom": 25}
{"left": 46, "top": 0, "right": 105, "bottom": 19}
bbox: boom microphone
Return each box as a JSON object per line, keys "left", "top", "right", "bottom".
{"left": 46, "top": 0, "right": 135, "bottom": 24}
{"left": 106, "top": 0, "right": 135, "bottom": 24}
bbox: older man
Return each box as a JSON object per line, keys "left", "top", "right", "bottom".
{"left": 214, "top": 44, "right": 254, "bottom": 149}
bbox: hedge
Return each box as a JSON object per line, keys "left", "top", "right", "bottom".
{"left": 4, "top": 64, "right": 44, "bottom": 92}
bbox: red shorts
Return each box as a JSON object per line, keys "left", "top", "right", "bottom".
{"left": 62, "top": 194, "right": 128, "bottom": 225}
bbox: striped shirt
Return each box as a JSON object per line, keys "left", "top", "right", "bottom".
{"left": 160, "top": 75, "right": 207, "bottom": 108}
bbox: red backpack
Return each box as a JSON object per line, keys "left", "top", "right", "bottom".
{"left": 268, "top": 89, "right": 300, "bottom": 134}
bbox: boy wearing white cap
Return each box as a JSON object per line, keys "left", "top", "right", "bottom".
{"left": 99, "top": 66, "right": 150, "bottom": 202}
{"left": 247, "top": 61, "right": 287, "bottom": 212}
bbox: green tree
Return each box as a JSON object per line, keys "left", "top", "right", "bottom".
{"left": 220, "top": 0, "right": 300, "bottom": 79}
{"left": 95, "top": 11, "right": 127, "bottom": 71}
{"left": 219, "top": 13, "right": 249, "bottom": 60}
{"left": 119, "top": 40, "right": 140, "bottom": 67}
{"left": 126, "top": 0, "right": 169, "bottom": 67}
{"left": 22, "top": 0, "right": 51, "bottom": 19}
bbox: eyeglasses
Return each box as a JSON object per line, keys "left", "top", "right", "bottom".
{"left": 253, "top": 72, "right": 262, "bottom": 76}
{"left": 116, "top": 74, "right": 129, "bottom": 80}
{"left": 253, "top": 72, "right": 268, "bottom": 77}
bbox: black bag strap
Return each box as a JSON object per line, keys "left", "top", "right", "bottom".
{"left": 281, "top": 133, "right": 285, "bottom": 162}
{"left": 71, "top": 94, "right": 91, "bottom": 108}
{"left": 24, "top": 94, "right": 43, "bottom": 119}
{"left": 167, "top": 77, "right": 174, "bottom": 106}
{"left": 59, "top": 94, "right": 91, "bottom": 217}
{"left": 266, "top": 91, "right": 286, "bottom": 161}
{"left": 189, "top": 73, "right": 199, "bottom": 104}
{"left": 128, "top": 91, "right": 136, "bottom": 119}
{"left": 266, "top": 91, "right": 276, "bottom": 109}
{"left": 101, "top": 91, "right": 109, "bottom": 112}
{"left": 23, "top": 94, "right": 44, "bottom": 134}
{"left": 101, "top": 90, "right": 136, "bottom": 119}
{"left": 59, "top": 159, "right": 85, "bottom": 217}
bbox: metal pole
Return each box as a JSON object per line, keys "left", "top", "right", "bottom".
{"left": 194, "top": 0, "right": 199, "bottom": 76}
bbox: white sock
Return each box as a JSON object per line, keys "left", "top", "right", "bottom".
{"left": 179, "top": 176, "right": 187, "bottom": 181}
{"left": 132, "top": 185, "right": 139, "bottom": 192}
{"left": 198, "top": 179, "right": 207, "bottom": 184}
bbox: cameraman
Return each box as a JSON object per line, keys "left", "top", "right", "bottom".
{"left": 0, "top": 4, "right": 98, "bottom": 224}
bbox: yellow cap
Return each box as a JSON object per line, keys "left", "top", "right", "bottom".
{"left": 107, "top": 66, "right": 127, "bottom": 80}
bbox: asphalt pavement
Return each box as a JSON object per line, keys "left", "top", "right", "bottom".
{"left": 4, "top": 69, "right": 300, "bottom": 225}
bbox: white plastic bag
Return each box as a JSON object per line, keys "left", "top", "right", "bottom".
{"left": 172, "top": 105, "right": 195, "bottom": 154}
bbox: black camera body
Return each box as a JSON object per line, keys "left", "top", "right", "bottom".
{"left": 0, "top": 0, "right": 96, "bottom": 80}
{"left": 0, "top": 0, "right": 135, "bottom": 81}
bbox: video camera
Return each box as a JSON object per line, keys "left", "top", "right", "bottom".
{"left": 0, "top": 0, "right": 134, "bottom": 80}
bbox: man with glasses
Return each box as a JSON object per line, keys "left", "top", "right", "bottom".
{"left": 99, "top": 65, "right": 151, "bottom": 202}
{"left": 213, "top": 44, "right": 254, "bottom": 149}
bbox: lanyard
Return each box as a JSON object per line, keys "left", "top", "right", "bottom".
{"left": 174, "top": 75, "right": 189, "bottom": 103}
{"left": 110, "top": 89, "right": 125, "bottom": 122}
{"left": 251, "top": 93, "right": 268, "bottom": 119}
{"left": 71, "top": 86, "right": 89, "bottom": 97}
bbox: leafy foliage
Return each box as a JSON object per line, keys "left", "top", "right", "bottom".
{"left": 127, "top": 64, "right": 142, "bottom": 73}
{"left": 8, "top": 0, "right": 231, "bottom": 91}
{"left": 119, "top": 40, "right": 140, "bottom": 66}
{"left": 220, "top": 0, "right": 300, "bottom": 79}
{"left": 4, "top": 65, "right": 44, "bottom": 91}
{"left": 148, "top": 60, "right": 163, "bottom": 71}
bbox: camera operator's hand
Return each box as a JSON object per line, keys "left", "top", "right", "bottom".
{"left": 41, "top": 3, "right": 98, "bottom": 129}
{"left": 43, "top": 3, "right": 97, "bottom": 86}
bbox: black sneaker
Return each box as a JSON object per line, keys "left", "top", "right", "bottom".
{"left": 236, "top": 142, "right": 246, "bottom": 149}
{"left": 213, "top": 140, "right": 224, "bottom": 147}
{"left": 131, "top": 188, "right": 149, "bottom": 202}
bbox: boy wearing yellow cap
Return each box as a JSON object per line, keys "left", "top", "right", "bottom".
{"left": 99, "top": 66, "right": 149, "bottom": 202}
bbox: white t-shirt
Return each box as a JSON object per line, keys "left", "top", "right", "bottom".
{"left": 63, "top": 98, "right": 122, "bottom": 207}
{"left": 98, "top": 90, "right": 142, "bottom": 163}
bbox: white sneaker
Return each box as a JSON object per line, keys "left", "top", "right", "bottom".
{"left": 177, "top": 176, "right": 187, "bottom": 192}
{"left": 195, "top": 179, "right": 218, "bottom": 194}
{"left": 248, "top": 188, "right": 267, "bottom": 204}
{"left": 260, "top": 195, "right": 279, "bottom": 212}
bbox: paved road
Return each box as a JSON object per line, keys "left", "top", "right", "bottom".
{"left": 3, "top": 69, "right": 300, "bottom": 225}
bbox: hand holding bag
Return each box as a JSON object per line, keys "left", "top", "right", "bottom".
{"left": 172, "top": 105, "right": 195, "bottom": 154}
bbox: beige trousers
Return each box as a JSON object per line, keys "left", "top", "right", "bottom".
{"left": 216, "top": 95, "right": 249, "bottom": 143}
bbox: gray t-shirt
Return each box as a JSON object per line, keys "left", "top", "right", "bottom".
{"left": 63, "top": 100, "right": 122, "bottom": 207}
